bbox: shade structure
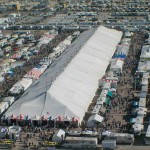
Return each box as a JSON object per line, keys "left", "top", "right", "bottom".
{"left": 63, "top": 116, "right": 71, "bottom": 122}
{"left": 41, "top": 115, "right": 48, "bottom": 121}
{"left": 72, "top": 117, "right": 79, "bottom": 122}
{"left": 87, "top": 114, "right": 104, "bottom": 127}
{"left": 24, "top": 115, "right": 31, "bottom": 120}
{"left": 4, "top": 26, "right": 122, "bottom": 123}
{"left": 26, "top": 69, "right": 42, "bottom": 79}
{"left": 32, "top": 115, "right": 40, "bottom": 121}
{"left": 56, "top": 116, "right": 63, "bottom": 122}
{"left": 10, "top": 114, "right": 16, "bottom": 120}
{"left": 48, "top": 116, "right": 54, "bottom": 121}
{"left": 17, "top": 114, "right": 24, "bottom": 120}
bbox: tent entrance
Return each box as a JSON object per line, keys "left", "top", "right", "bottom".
{"left": 64, "top": 121, "right": 70, "bottom": 127}
{"left": 11, "top": 119, "right": 16, "bottom": 125}
{"left": 48, "top": 120, "right": 54, "bottom": 127}
{"left": 32, "top": 120, "right": 39, "bottom": 126}
{"left": 41, "top": 120, "right": 47, "bottom": 126}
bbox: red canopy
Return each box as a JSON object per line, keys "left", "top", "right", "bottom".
{"left": 72, "top": 117, "right": 79, "bottom": 122}
{"left": 27, "top": 69, "right": 42, "bottom": 79}
{"left": 56, "top": 116, "right": 63, "bottom": 121}
{"left": 17, "top": 114, "right": 24, "bottom": 120}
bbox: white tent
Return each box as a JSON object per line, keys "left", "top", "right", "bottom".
{"left": 0, "top": 102, "right": 9, "bottom": 114}
{"left": 140, "top": 50, "right": 150, "bottom": 61}
{"left": 3, "top": 97, "right": 15, "bottom": 106}
{"left": 10, "top": 78, "right": 33, "bottom": 91}
{"left": 4, "top": 26, "right": 122, "bottom": 122}
{"left": 137, "top": 61, "right": 150, "bottom": 72}
{"left": 87, "top": 114, "right": 104, "bottom": 127}
{"left": 52, "top": 129, "right": 65, "bottom": 143}
{"left": 133, "top": 123, "right": 144, "bottom": 133}
{"left": 110, "top": 59, "right": 123, "bottom": 76}
{"left": 139, "top": 98, "right": 146, "bottom": 107}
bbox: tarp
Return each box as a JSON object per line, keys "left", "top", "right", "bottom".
{"left": 4, "top": 26, "right": 122, "bottom": 122}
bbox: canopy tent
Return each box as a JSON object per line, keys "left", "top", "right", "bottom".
{"left": 113, "top": 52, "right": 126, "bottom": 59}
{"left": 17, "top": 114, "right": 24, "bottom": 120}
{"left": 4, "top": 26, "right": 122, "bottom": 123}
{"left": 130, "top": 116, "right": 143, "bottom": 124}
{"left": 137, "top": 61, "right": 150, "bottom": 72}
{"left": 107, "top": 91, "right": 113, "bottom": 98}
{"left": 3, "top": 97, "right": 15, "bottom": 106}
{"left": 0, "top": 102, "right": 9, "bottom": 114}
{"left": 32, "top": 115, "right": 40, "bottom": 121}
{"left": 133, "top": 123, "right": 144, "bottom": 133}
{"left": 63, "top": 116, "right": 71, "bottom": 122}
{"left": 41, "top": 115, "right": 48, "bottom": 121}
{"left": 12, "top": 78, "right": 33, "bottom": 91}
{"left": 24, "top": 69, "right": 42, "bottom": 79}
{"left": 72, "top": 116, "right": 79, "bottom": 122}
{"left": 87, "top": 114, "right": 104, "bottom": 127}
{"left": 139, "top": 98, "right": 146, "bottom": 107}
{"left": 52, "top": 129, "right": 65, "bottom": 143}
{"left": 110, "top": 59, "right": 124, "bottom": 71}
{"left": 56, "top": 116, "right": 64, "bottom": 122}
{"left": 24, "top": 115, "right": 31, "bottom": 120}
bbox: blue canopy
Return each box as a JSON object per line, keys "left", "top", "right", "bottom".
{"left": 113, "top": 52, "right": 126, "bottom": 59}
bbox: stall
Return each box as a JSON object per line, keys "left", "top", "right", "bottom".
{"left": 52, "top": 129, "right": 65, "bottom": 143}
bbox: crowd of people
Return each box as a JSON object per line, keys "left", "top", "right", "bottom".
{"left": 100, "top": 32, "right": 146, "bottom": 132}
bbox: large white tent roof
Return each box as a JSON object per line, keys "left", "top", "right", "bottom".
{"left": 5, "top": 26, "right": 122, "bottom": 122}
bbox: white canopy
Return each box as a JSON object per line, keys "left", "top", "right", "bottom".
{"left": 87, "top": 114, "right": 104, "bottom": 127}
{"left": 3, "top": 97, "right": 15, "bottom": 106}
{"left": 110, "top": 59, "right": 123, "bottom": 70}
{"left": 52, "top": 129, "right": 65, "bottom": 143}
{"left": 9, "top": 78, "right": 33, "bottom": 91}
{"left": 4, "top": 26, "right": 122, "bottom": 122}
